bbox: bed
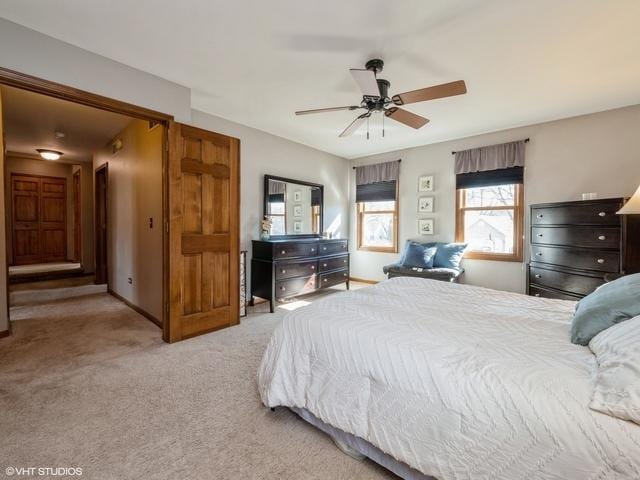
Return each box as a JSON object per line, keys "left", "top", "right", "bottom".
{"left": 257, "top": 277, "right": 640, "bottom": 479}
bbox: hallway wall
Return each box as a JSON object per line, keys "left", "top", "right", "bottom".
{"left": 93, "top": 119, "right": 163, "bottom": 322}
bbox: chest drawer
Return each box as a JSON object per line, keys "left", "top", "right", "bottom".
{"left": 275, "top": 259, "right": 318, "bottom": 280}
{"left": 275, "top": 275, "right": 317, "bottom": 298}
{"left": 531, "top": 201, "right": 622, "bottom": 226}
{"left": 319, "top": 240, "right": 348, "bottom": 256}
{"left": 529, "top": 285, "right": 581, "bottom": 301}
{"left": 531, "top": 226, "right": 620, "bottom": 249}
{"left": 273, "top": 241, "right": 319, "bottom": 259}
{"left": 529, "top": 266, "right": 605, "bottom": 297}
{"left": 319, "top": 269, "right": 349, "bottom": 288}
{"left": 319, "top": 254, "right": 349, "bottom": 272}
{"left": 530, "top": 245, "right": 619, "bottom": 273}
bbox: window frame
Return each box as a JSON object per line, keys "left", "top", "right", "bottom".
{"left": 357, "top": 184, "right": 399, "bottom": 253}
{"left": 455, "top": 183, "right": 524, "bottom": 262}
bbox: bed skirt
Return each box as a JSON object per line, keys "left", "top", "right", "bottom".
{"left": 290, "top": 407, "right": 435, "bottom": 480}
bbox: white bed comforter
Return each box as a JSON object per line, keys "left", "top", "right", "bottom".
{"left": 257, "top": 277, "right": 640, "bottom": 480}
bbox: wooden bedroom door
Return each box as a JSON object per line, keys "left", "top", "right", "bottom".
{"left": 11, "top": 174, "right": 67, "bottom": 265}
{"left": 165, "top": 122, "right": 240, "bottom": 343}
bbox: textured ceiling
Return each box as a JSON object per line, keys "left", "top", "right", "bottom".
{"left": 1, "top": 0, "right": 639, "bottom": 159}
{"left": 1, "top": 85, "right": 132, "bottom": 162}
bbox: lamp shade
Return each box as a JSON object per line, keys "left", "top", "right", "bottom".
{"left": 617, "top": 184, "right": 640, "bottom": 214}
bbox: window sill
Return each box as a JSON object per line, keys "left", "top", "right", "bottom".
{"left": 358, "top": 246, "right": 398, "bottom": 254}
{"left": 463, "top": 251, "right": 523, "bottom": 262}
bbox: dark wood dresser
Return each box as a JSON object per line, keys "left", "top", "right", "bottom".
{"left": 251, "top": 237, "right": 349, "bottom": 312}
{"left": 528, "top": 198, "right": 640, "bottom": 300}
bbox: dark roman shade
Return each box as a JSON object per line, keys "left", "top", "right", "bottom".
{"left": 355, "top": 160, "right": 400, "bottom": 202}
{"left": 311, "top": 188, "right": 321, "bottom": 207}
{"left": 268, "top": 180, "right": 286, "bottom": 203}
{"left": 454, "top": 140, "right": 526, "bottom": 189}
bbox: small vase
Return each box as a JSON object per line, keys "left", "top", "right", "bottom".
{"left": 260, "top": 231, "right": 270, "bottom": 240}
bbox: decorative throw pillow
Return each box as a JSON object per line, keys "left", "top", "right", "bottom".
{"left": 571, "top": 272, "right": 640, "bottom": 345}
{"left": 589, "top": 315, "right": 640, "bottom": 425}
{"left": 433, "top": 243, "right": 467, "bottom": 269}
{"left": 402, "top": 243, "right": 437, "bottom": 269}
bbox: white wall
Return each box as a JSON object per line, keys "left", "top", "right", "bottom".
{"left": 0, "top": 89, "right": 8, "bottom": 333}
{"left": 190, "top": 109, "right": 350, "bottom": 286}
{"left": 0, "top": 18, "right": 191, "bottom": 122}
{"left": 350, "top": 104, "right": 640, "bottom": 292}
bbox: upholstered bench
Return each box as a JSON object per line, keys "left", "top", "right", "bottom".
{"left": 382, "top": 263, "right": 464, "bottom": 283}
{"left": 383, "top": 241, "right": 467, "bottom": 283}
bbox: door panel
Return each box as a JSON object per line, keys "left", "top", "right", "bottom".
{"left": 166, "top": 122, "right": 239, "bottom": 342}
{"left": 94, "top": 166, "right": 108, "bottom": 284}
{"left": 11, "top": 174, "right": 67, "bottom": 265}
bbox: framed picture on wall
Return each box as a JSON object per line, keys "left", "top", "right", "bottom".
{"left": 418, "top": 175, "right": 434, "bottom": 192}
{"left": 293, "top": 221, "right": 303, "bottom": 233}
{"left": 293, "top": 204, "right": 302, "bottom": 217}
{"left": 293, "top": 190, "right": 302, "bottom": 202}
{"left": 418, "top": 219, "right": 435, "bottom": 236}
{"left": 418, "top": 196, "right": 434, "bottom": 213}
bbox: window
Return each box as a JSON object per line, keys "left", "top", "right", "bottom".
{"left": 267, "top": 200, "right": 286, "bottom": 235}
{"left": 358, "top": 198, "right": 398, "bottom": 252}
{"left": 456, "top": 183, "right": 523, "bottom": 261}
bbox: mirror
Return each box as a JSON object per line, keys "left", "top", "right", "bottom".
{"left": 264, "top": 175, "right": 323, "bottom": 236}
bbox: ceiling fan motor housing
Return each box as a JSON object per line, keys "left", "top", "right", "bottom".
{"left": 365, "top": 58, "right": 384, "bottom": 74}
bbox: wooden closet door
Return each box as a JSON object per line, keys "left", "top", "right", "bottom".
{"left": 40, "top": 176, "right": 67, "bottom": 262}
{"left": 12, "top": 175, "right": 41, "bottom": 265}
{"left": 166, "top": 122, "right": 240, "bottom": 342}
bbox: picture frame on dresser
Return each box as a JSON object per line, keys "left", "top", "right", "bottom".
{"left": 527, "top": 198, "right": 640, "bottom": 300}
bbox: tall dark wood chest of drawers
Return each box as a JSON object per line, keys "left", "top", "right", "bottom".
{"left": 528, "top": 198, "right": 640, "bottom": 300}
{"left": 251, "top": 237, "right": 349, "bottom": 312}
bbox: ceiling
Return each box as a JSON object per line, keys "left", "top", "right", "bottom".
{"left": 1, "top": 85, "right": 132, "bottom": 162}
{"left": 1, "top": 0, "right": 639, "bottom": 159}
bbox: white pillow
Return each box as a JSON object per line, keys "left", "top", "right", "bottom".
{"left": 589, "top": 315, "right": 640, "bottom": 424}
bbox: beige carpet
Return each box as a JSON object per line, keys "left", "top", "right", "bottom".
{"left": 0, "top": 291, "right": 394, "bottom": 479}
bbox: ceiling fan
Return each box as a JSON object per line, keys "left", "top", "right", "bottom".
{"left": 295, "top": 59, "right": 467, "bottom": 138}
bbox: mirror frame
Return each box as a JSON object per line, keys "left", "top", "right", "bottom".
{"left": 263, "top": 174, "right": 324, "bottom": 239}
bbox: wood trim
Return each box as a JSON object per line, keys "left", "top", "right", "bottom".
{"left": 455, "top": 184, "right": 524, "bottom": 262}
{"left": 349, "top": 276, "right": 378, "bottom": 284}
{"left": 357, "top": 181, "right": 399, "bottom": 253}
{"left": 94, "top": 164, "right": 108, "bottom": 284}
{"left": 0, "top": 66, "right": 173, "bottom": 122}
{"left": 72, "top": 169, "right": 82, "bottom": 264}
{"left": 108, "top": 288, "right": 161, "bottom": 328}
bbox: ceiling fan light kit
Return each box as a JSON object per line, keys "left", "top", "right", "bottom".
{"left": 295, "top": 59, "right": 467, "bottom": 139}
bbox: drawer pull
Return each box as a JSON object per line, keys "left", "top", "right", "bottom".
{"left": 535, "top": 274, "right": 542, "bottom": 279}
{"left": 323, "top": 247, "right": 327, "bottom": 251}
{"left": 310, "top": 265, "right": 315, "bottom": 270}
{"left": 280, "top": 269, "right": 286, "bottom": 274}
{"left": 534, "top": 293, "right": 541, "bottom": 297}
{"left": 343, "top": 259, "right": 347, "bottom": 263}
{"left": 537, "top": 233, "right": 543, "bottom": 237}
{"left": 281, "top": 250, "right": 286, "bottom": 255}
{"left": 311, "top": 248, "right": 315, "bottom": 252}
{"left": 323, "top": 278, "right": 328, "bottom": 283}
{"left": 342, "top": 244, "right": 346, "bottom": 249}
{"left": 343, "top": 273, "right": 348, "bottom": 277}
{"left": 536, "top": 214, "right": 543, "bottom": 219}
{"left": 597, "top": 258, "right": 605, "bottom": 264}
{"left": 536, "top": 252, "right": 543, "bottom": 256}
{"left": 280, "top": 286, "right": 286, "bottom": 291}
{"left": 323, "top": 263, "right": 328, "bottom": 267}
{"left": 598, "top": 235, "right": 606, "bottom": 241}
{"left": 598, "top": 212, "right": 606, "bottom": 217}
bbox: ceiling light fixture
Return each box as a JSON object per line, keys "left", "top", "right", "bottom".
{"left": 36, "top": 149, "right": 63, "bottom": 161}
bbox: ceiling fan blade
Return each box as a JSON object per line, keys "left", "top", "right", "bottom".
{"left": 385, "top": 108, "right": 429, "bottom": 129}
{"left": 349, "top": 69, "right": 380, "bottom": 97}
{"left": 295, "top": 105, "right": 361, "bottom": 116}
{"left": 339, "top": 112, "right": 370, "bottom": 138}
{"left": 392, "top": 80, "right": 467, "bottom": 106}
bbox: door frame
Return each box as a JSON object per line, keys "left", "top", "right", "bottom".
{"left": 94, "top": 164, "right": 108, "bottom": 284}
{"left": 0, "top": 66, "right": 172, "bottom": 335}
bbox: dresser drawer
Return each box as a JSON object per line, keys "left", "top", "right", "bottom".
{"left": 275, "top": 259, "right": 318, "bottom": 280}
{"left": 529, "top": 285, "right": 581, "bottom": 301}
{"left": 273, "top": 241, "right": 319, "bottom": 259}
{"left": 275, "top": 275, "right": 317, "bottom": 298}
{"left": 529, "top": 266, "right": 605, "bottom": 297}
{"left": 531, "top": 201, "right": 622, "bottom": 226}
{"left": 319, "top": 269, "right": 349, "bottom": 288}
{"left": 319, "top": 254, "right": 349, "bottom": 272}
{"left": 530, "top": 245, "right": 619, "bottom": 273}
{"left": 531, "top": 226, "right": 620, "bottom": 249}
{"left": 318, "top": 240, "right": 348, "bottom": 256}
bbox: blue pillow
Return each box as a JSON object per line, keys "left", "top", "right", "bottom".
{"left": 401, "top": 243, "right": 437, "bottom": 269}
{"left": 433, "top": 243, "right": 467, "bottom": 269}
{"left": 571, "top": 273, "right": 640, "bottom": 346}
